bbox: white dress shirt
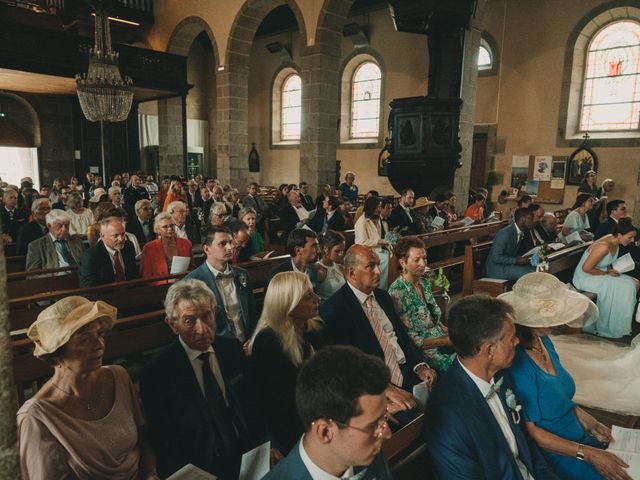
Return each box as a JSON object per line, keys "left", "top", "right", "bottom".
{"left": 347, "top": 283, "right": 406, "bottom": 365}
{"left": 178, "top": 336, "right": 228, "bottom": 404}
{"left": 205, "top": 261, "right": 245, "bottom": 342}
{"left": 458, "top": 359, "right": 534, "bottom": 480}
{"left": 294, "top": 205, "right": 310, "bottom": 221}
{"left": 400, "top": 204, "right": 413, "bottom": 222}
{"left": 175, "top": 224, "right": 188, "bottom": 240}
{"left": 299, "top": 435, "right": 355, "bottom": 479}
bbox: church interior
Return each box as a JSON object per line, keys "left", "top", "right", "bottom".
{"left": 2, "top": 0, "right": 640, "bottom": 479}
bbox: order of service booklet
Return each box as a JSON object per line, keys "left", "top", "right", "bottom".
{"left": 608, "top": 425, "right": 640, "bottom": 479}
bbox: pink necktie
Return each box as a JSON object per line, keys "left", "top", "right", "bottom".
{"left": 364, "top": 296, "right": 404, "bottom": 386}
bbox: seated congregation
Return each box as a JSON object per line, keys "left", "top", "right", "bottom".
{"left": 5, "top": 171, "right": 640, "bottom": 480}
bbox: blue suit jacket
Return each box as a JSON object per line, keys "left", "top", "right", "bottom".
{"left": 263, "top": 439, "right": 392, "bottom": 480}
{"left": 184, "top": 262, "right": 258, "bottom": 340}
{"left": 424, "top": 360, "right": 558, "bottom": 480}
{"left": 486, "top": 224, "right": 533, "bottom": 280}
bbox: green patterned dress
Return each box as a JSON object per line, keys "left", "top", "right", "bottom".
{"left": 388, "top": 276, "right": 455, "bottom": 372}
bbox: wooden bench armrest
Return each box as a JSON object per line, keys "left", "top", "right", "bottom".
{"left": 382, "top": 414, "right": 424, "bottom": 462}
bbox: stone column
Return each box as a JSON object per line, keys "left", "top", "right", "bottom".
{"left": 299, "top": 43, "right": 342, "bottom": 197}
{"left": 157, "top": 96, "right": 186, "bottom": 178}
{"left": 453, "top": 1, "right": 488, "bottom": 203}
{"left": 215, "top": 67, "right": 249, "bottom": 186}
{"left": 0, "top": 243, "right": 19, "bottom": 476}
{"left": 453, "top": 27, "right": 481, "bottom": 202}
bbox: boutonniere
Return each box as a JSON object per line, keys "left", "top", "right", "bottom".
{"left": 505, "top": 388, "right": 522, "bottom": 424}
{"left": 238, "top": 273, "right": 247, "bottom": 288}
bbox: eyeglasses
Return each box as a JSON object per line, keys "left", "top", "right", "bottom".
{"left": 331, "top": 412, "right": 390, "bottom": 439}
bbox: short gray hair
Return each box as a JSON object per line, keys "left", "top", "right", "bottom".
{"left": 99, "top": 216, "right": 124, "bottom": 233}
{"left": 168, "top": 201, "right": 187, "bottom": 214}
{"left": 135, "top": 199, "right": 151, "bottom": 212}
{"left": 153, "top": 212, "right": 174, "bottom": 231}
{"left": 32, "top": 197, "right": 52, "bottom": 213}
{"left": 46, "top": 209, "right": 71, "bottom": 225}
{"left": 108, "top": 186, "right": 121, "bottom": 196}
{"left": 165, "top": 279, "right": 217, "bottom": 321}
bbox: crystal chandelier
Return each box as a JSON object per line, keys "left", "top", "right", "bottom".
{"left": 76, "top": 2, "right": 133, "bottom": 122}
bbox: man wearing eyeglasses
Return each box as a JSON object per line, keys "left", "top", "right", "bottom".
{"left": 127, "top": 199, "right": 155, "bottom": 247}
{"left": 263, "top": 345, "right": 393, "bottom": 479}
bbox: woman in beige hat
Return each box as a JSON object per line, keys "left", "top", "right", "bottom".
{"left": 499, "top": 273, "right": 630, "bottom": 480}
{"left": 17, "top": 296, "right": 159, "bottom": 479}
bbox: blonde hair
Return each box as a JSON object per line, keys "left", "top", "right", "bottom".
{"left": 249, "top": 271, "right": 322, "bottom": 366}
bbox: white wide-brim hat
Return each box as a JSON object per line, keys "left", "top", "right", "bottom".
{"left": 498, "top": 272, "right": 598, "bottom": 329}
{"left": 28, "top": 296, "right": 116, "bottom": 357}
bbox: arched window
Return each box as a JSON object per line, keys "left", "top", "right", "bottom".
{"left": 350, "top": 62, "right": 381, "bottom": 139}
{"left": 478, "top": 38, "right": 492, "bottom": 71}
{"left": 580, "top": 21, "right": 640, "bottom": 132}
{"left": 280, "top": 74, "right": 301, "bottom": 141}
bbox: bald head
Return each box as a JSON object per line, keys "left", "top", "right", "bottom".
{"left": 344, "top": 245, "right": 381, "bottom": 294}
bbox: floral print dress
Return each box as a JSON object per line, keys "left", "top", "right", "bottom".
{"left": 389, "top": 276, "right": 455, "bottom": 372}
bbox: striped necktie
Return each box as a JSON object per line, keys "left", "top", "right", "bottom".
{"left": 364, "top": 296, "right": 403, "bottom": 386}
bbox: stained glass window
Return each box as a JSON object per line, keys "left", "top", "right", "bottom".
{"left": 580, "top": 20, "right": 640, "bottom": 131}
{"left": 281, "top": 74, "right": 301, "bottom": 141}
{"left": 351, "top": 62, "right": 381, "bottom": 139}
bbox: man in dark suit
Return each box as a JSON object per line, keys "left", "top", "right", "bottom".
{"left": 126, "top": 199, "right": 155, "bottom": 247}
{"left": 184, "top": 225, "right": 257, "bottom": 343}
{"left": 266, "top": 228, "right": 319, "bottom": 290}
{"left": 1, "top": 188, "right": 28, "bottom": 248}
{"left": 427, "top": 193, "right": 450, "bottom": 230}
{"left": 517, "top": 204, "right": 546, "bottom": 255}
{"left": 264, "top": 345, "right": 393, "bottom": 480}
{"left": 169, "top": 200, "right": 201, "bottom": 245}
{"left": 123, "top": 174, "right": 149, "bottom": 209}
{"left": 486, "top": 208, "right": 535, "bottom": 280}
{"left": 319, "top": 244, "right": 437, "bottom": 420}
{"left": 279, "top": 190, "right": 309, "bottom": 241}
{"left": 16, "top": 197, "right": 51, "bottom": 255}
{"left": 388, "top": 188, "right": 418, "bottom": 235}
{"left": 424, "top": 295, "right": 558, "bottom": 479}
{"left": 51, "top": 185, "right": 70, "bottom": 210}
{"left": 594, "top": 199, "right": 626, "bottom": 240}
{"left": 78, "top": 217, "right": 138, "bottom": 286}
{"left": 308, "top": 195, "right": 345, "bottom": 233}
{"left": 140, "top": 279, "right": 261, "bottom": 479}
{"left": 298, "top": 181, "right": 315, "bottom": 211}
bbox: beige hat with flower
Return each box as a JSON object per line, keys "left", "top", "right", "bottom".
{"left": 412, "top": 197, "right": 435, "bottom": 209}
{"left": 498, "top": 272, "right": 598, "bottom": 329}
{"left": 27, "top": 296, "right": 117, "bottom": 357}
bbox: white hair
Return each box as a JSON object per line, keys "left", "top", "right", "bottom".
{"left": 108, "top": 186, "right": 121, "bottom": 196}
{"left": 165, "top": 279, "right": 217, "bottom": 321}
{"left": 210, "top": 202, "right": 227, "bottom": 214}
{"left": 100, "top": 216, "right": 125, "bottom": 233}
{"left": 135, "top": 199, "right": 151, "bottom": 212}
{"left": 32, "top": 197, "right": 52, "bottom": 213}
{"left": 46, "top": 209, "right": 71, "bottom": 225}
{"left": 167, "top": 201, "right": 187, "bottom": 214}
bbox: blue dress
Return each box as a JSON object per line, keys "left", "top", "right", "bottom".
{"left": 510, "top": 337, "right": 604, "bottom": 480}
{"left": 573, "top": 246, "right": 635, "bottom": 338}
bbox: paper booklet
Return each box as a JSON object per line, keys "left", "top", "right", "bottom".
{"left": 612, "top": 253, "right": 635, "bottom": 274}
{"left": 564, "top": 231, "right": 583, "bottom": 244}
{"left": 608, "top": 426, "right": 640, "bottom": 479}
{"left": 431, "top": 216, "right": 445, "bottom": 227}
{"left": 460, "top": 217, "right": 475, "bottom": 226}
{"left": 239, "top": 441, "right": 271, "bottom": 480}
{"left": 167, "top": 464, "right": 217, "bottom": 479}
{"left": 170, "top": 256, "right": 191, "bottom": 274}
{"left": 523, "top": 246, "right": 541, "bottom": 257}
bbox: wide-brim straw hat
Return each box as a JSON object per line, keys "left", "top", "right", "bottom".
{"left": 498, "top": 272, "right": 598, "bottom": 329}
{"left": 89, "top": 188, "right": 107, "bottom": 203}
{"left": 27, "top": 296, "right": 117, "bottom": 357}
{"left": 412, "top": 197, "right": 435, "bottom": 209}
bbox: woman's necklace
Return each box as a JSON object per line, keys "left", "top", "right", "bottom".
{"left": 530, "top": 337, "right": 549, "bottom": 365}
{"left": 50, "top": 382, "right": 93, "bottom": 411}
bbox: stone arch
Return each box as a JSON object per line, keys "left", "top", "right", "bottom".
{"left": 314, "top": 0, "right": 353, "bottom": 47}
{"left": 167, "top": 16, "right": 220, "bottom": 61}
{"left": 0, "top": 91, "right": 41, "bottom": 147}
{"left": 226, "top": 0, "right": 307, "bottom": 69}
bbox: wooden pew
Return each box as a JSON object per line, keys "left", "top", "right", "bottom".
{"left": 9, "top": 254, "right": 292, "bottom": 332}
{"left": 6, "top": 266, "right": 79, "bottom": 298}
{"left": 463, "top": 241, "right": 591, "bottom": 297}
{"left": 6, "top": 254, "right": 26, "bottom": 273}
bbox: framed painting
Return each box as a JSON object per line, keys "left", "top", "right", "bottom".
{"left": 567, "top": 145, "right": 598, "bottom": 185}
